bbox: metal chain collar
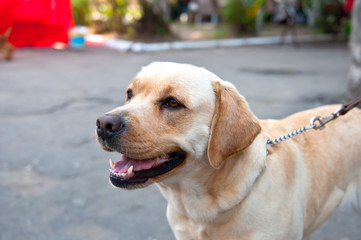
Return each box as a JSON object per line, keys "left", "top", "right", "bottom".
{"left": 266, "top": 104, "right": 357, "bottom": 147}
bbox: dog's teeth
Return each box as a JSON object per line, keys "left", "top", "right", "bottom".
{"left": 109, "top": 159, "right": 115, "bottom": 169}
{"left": 121, "top": 173, "right": 126, "bottom": 177}
{"left": 128, "top": 165, "right": 134, "bottom": 175}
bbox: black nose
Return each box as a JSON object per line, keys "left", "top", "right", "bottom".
{"left": 96, "top": 114, "right": 126, "bottom": 140}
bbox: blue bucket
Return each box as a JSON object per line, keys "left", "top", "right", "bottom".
{"left": 70, "top": 36, "right": 86, "bottom": 49}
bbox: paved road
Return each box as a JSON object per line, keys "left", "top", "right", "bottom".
{"left": 0, "top": 42, "right": 360, "bottom": 240}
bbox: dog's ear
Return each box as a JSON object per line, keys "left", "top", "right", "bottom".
{"left": 207, "top": 81, "right": 261, "bottom": 169}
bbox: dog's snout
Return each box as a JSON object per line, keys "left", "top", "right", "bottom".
{"left": 96, "top": 114, "right": 126, "bottom": 140}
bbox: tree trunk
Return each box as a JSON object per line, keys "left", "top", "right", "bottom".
{"left": 110, "top": 0, "right": 126, "bottom": 33}
{"left": 348, "top": 0, "right": 361, "bottom": 98}
{"left": 135, "top": 0, "right": 170, "bottom": 39}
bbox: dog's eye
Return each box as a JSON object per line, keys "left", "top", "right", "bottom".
{"left": 126, "top": 90, "right": 133, "bottom": 101}
{"left": 166, "top": 98, "right": 182, "bottom": 109}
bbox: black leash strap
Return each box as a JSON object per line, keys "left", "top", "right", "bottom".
{"left": 337, "top": 95, "right": 361, "bottom": 116}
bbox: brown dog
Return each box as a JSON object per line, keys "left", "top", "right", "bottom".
{"left": 96, "top": 62, "right": 361, "bottom": 240}
{"left": 0, "top": 27, "right": 14, "bottom": 61}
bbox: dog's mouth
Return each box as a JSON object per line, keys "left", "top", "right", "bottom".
{"left": 109, "top": 152, "right": 186, "bottom": 188}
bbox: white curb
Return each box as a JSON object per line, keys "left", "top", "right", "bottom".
{"left": 86, "top": 34, "right": 345, "bottom": 53}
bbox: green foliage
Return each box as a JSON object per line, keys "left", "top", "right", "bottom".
{"left": 314, "top": 0, "right": 347, "bottom": 34}
{"left": 94, "top": 0, "right": 128, "bottom": 32}
{"left": 221, "top": 0, "right": 264, "bottom": 34}
{"left": 303, "top": 0, "right": 313, "bottom": 8}
{"left": 344, "top": 19, "right": 351, "bottom": 36}
{"left": 72, "top": 0, "right": 170, "bottom": 39}
{"left": 213, "top": 25, "right": 232, "bottom": 39}
{"left": 134, "top": 0, "right": 170, "bottom": 39}
{"left": 71, "top": 0, "right": 90, "bottom": 25}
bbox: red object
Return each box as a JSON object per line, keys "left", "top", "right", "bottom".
{"left": 345, "top": 0, "right": 354, "bottom": 12}
{"left": 0, "top": 0, "right": 74, "bottom": 47}
{"left": 0, "top": 0, "right": 17, "bottom": 33}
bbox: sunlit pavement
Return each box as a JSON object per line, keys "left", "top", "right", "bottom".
{"left": 0, "top": 42, "right": 360, "bottom": 240}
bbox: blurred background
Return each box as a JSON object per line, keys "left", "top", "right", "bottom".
{"left": 0, "top": 0, "right": 356, "bottom": 48}
{"left": 1, "top": 0, "right": 361, "bottom": 239}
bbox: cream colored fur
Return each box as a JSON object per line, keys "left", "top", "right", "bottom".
{"left": 105, "top": 62, "right": 361, "bottom": 240}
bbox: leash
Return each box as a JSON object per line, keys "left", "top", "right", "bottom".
{"left": 266, "top": 95, "right": 361, "bottom": 146}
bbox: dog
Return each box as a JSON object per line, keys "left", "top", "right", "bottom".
{"left": 0, "top": 27, "right": 14, "bottom": 61}
{"left": 96, "top": 62, "right": 361, "bottom": 240}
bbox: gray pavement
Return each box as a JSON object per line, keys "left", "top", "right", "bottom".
{"left": 0, "top": 42, "right": 360, "bottom": 240}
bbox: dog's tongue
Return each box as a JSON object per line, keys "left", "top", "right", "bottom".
{"left": 113, "top": 155, "right": 169, "bottom": 173}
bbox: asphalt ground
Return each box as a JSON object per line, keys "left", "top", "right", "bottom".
{"left": 0, "top": 42, "right": 360, "bottom": 240}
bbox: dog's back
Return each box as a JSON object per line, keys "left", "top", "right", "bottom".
{"left": 262, "top": 105, "right": 361, "bottom": 238}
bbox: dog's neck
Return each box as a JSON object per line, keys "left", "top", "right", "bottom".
{"left": 157, "top": 134, "right": 267, "bottom": 223}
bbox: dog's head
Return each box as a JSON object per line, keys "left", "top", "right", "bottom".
{"left": 96, "top": 62, "right": 260, "bottom": 189}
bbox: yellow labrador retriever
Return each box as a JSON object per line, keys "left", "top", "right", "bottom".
{"left": 96, "top": 62, "right": 361, "bottom": 240}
